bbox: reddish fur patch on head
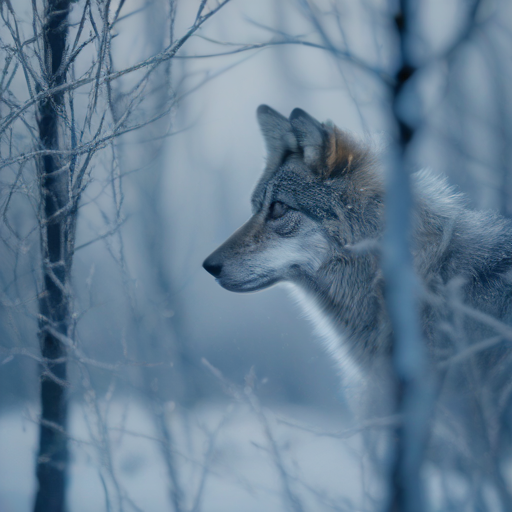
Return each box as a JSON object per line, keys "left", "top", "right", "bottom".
{"left": 325, "top": 127, "right": 362, "bottom": 176}
{"left": 323, "top": 124, "right": 382, "bottom": 195}
{"left": 325, "top": 127, "right": 352, "bottom": 175}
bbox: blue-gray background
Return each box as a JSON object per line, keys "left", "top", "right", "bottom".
{"left": 1, "top": 0, "right": 511, "bottom": 510}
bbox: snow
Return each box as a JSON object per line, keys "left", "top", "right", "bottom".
{"left": 0, "top": 400, "right": 382, "bottom": 512}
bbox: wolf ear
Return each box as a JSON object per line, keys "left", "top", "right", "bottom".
{"left": 257, "top": 105, "right": 298, "bottom": 170}
{"left": 289, "top": 108, "right": 327, "bottom": 171}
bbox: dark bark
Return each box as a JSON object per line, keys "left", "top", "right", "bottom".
{"left": 34, "top": 2, "right": 72, "bottom": 512}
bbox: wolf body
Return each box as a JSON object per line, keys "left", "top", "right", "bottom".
{"left": 204, "top": 106, "right": 512, "bottom": 376}
{"left": 203, "top": 105, "right": 512, "bottom": 502}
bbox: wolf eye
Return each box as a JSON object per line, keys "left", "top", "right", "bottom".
{"left": 268, "top": 201, "right": 289, "bottom": 220}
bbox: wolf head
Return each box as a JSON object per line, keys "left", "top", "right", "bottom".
{"left": 203, "top": 105, "right": 383, "bottom": 293}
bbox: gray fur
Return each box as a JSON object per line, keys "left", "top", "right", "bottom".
{"left": 203, "top": 106, "right": 512, "bottom": 476}
{"left": 204, "top": 106, "right": 512, "bottom": 374}
{"left": 257, "top": 105, "right": 298, "bottom": 174}
{"left": 289, "top": 108, "right": 325, "bottom": 169}
{"left": 206, "top": 111, "right": 512, "bottom": 500}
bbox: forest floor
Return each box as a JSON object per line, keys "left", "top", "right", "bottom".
{"left": 0, "top": 399, "right": 381, "bottom": 512}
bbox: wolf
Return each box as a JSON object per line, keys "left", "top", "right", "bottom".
{"left": 204, "top": 105, "right": 512, "bottom": 364}
{"left": 203, "top": 105, "right": 512, "bottom": 471}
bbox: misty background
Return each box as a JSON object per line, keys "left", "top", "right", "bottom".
{"left": 1, "top": 0, "right": 511, "bottom": 511}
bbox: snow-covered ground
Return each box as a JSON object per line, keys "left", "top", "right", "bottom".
{"left": 0, "top": 399, "right": 383, "bottom": 512}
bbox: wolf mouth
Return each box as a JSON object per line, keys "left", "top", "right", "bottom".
{"left": 216, "top": 275, "right": 279, "bottom": 293}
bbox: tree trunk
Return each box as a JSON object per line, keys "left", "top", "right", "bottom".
{"left": 384, "top": 3, "right": 433, "bottom": 511}
{"left": 34, "top": 2, "right": 72, "bottom": 512}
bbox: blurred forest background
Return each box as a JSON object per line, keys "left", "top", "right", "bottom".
{"left": 1, "top": 0, "right": 511, "bottom": 511}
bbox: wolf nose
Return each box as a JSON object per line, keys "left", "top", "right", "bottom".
{"left": 203, "top": 256, "right": 222, "bottom": 278}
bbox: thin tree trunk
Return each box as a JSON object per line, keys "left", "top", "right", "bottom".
{"left": 34, "top": 2, "right": 72, "bottom": 511}
{"left": 384, "top": 2, "right": 433, "bottom": 511}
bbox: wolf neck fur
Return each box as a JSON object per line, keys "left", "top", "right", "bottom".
{"left": 294, "top": 248, "right": 390, "bottom": 365}
{"left": 291, "top": 169, "right": 475, "bottom": 367}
